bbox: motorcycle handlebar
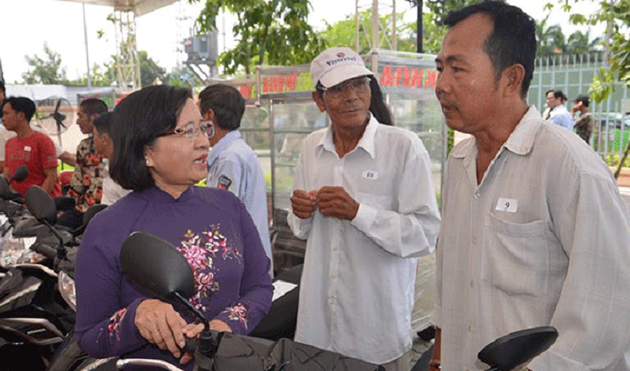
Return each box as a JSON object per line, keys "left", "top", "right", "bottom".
{"left": 182, "top": 337, "right": 198, "bottom": 354}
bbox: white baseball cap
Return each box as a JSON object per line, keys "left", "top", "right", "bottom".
{"left": 310, "top": 47, "right": 373, "bottom": 89}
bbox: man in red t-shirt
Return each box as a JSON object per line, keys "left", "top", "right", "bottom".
{"left": 1, "top": 97, "right": 58, "bottom": 196}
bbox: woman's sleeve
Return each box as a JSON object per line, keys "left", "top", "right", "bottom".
{"left": 74, "top": 222, "right": 148, "bottom": 358}
{"left": 213, "top": 199, "right": 273, "bottom": 335}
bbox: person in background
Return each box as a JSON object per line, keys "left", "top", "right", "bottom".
{"left": 92, "top": 112, "right": 130, "bottom": 204}
{"left": 0, "top": 81, "right": 14, "bottom": 173}
{"left": 59, "top": 98, "right": 107, "bottom": 228}
{"left": 541, "top": 89, "right": 553, "bottom": 120}
{"left": 546, "top": 89, "right": 573, "bottom": 130}
{"left": 198, "top": 83, "right": 273, "bottom": 276}
{"left": 75, "top": 85, "right": 272, "bottom": 370}
{"left": 571, "top": 94, "right": 594, "bottom": 144}
{"left": 289, "top": 47, "right": 441, "bottom": 370}
{"left": 1, "top": 97, "right": 58, "bottom": 196}
{"left": 430, "top": 1, "right": 630, "bottom": 370}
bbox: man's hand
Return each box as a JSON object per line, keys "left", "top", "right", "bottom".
{"left": 291, "top": 189, "right": 318, "bottom": 219}
{"left": 571, "top": 101, "right": 582, "bottom": 114}
{"left": 316, "top": 186, "right": 360, "bottom": 221}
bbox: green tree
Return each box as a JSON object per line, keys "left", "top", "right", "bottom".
{"left": 138, "top": 51, "right": 166, "bottom": 88}
{"left": 164, "top": 66, "right": 199, "bottom": 88}
{"left": 535, "top": 15, "right": 567, "bottom": 57}
{"left": 424, "top": 0, "right": 479, "bottom": 24}
{"left": 22, "top": 43, "right": 67, "bottom": 84}
{"left": 317, "top": 9, "right": 444, "bottom": 54}
{"left": 66, "top": 62, "right": 116, "bottom": 87}
{"left": 319, "top": 9, "right": 418, "bottom": 54}
{"left": 552, "top": 0, "right": 629, "bottom": 176}
{"left": 190, "top": 0, "right": 326, "bottom": 75}
{"left": 566, "top": 30, "right": 602, "bottom": 55}
{"left": 550, "top": 0, "right": 629, "bottom": 101}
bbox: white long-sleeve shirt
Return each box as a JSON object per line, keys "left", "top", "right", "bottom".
{"left": 433, "top": 106, "right": 630, "bottom": 371}
{"left": 288, "top": 115, "right": 441, "bottom": 364}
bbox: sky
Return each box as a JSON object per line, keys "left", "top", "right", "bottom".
{"left": 0, "top": 0, "right": 604, "bottom": 84}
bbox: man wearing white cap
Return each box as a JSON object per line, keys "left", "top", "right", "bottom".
{"left": 288, "top": 47, "right": 441, "bottom": 370}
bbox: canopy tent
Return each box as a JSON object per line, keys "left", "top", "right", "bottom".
{"left": 53, "top": 0, "right": 179, "bottom": 17}
{"left": 52, "top": 0, "right": 180, "bottom": 90}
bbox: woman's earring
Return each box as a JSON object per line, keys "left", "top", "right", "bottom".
{"left": 145, "top": 159, "right": 150, "bottom": 167}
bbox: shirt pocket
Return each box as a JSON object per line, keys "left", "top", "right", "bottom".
{"left": 481, "top": 213, "right": 549, "bottom": 297}
{"left": 356, "top": 191, "right": 393, "bottom": 211}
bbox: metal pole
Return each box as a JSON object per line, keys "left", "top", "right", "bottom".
{"left": 371, "top": 0, "right": 379, "bottom": 74}
{"left": 269, "top": 99, "right": 276, "bottom": 219}
{"left": 356, "top": 0, "right": 360, "bottom": 52}
{"left": 392, "top": 0, "right": 397, "bottom": 50}
{"left": 417, "top": 0, "right": 423, "bottom": 53}
{"left": 83, "top": 3, "right": 92, "bottom": 89}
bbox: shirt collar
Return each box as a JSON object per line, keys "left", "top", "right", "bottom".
{"left": 316, "top": 114, "right": 378, "bottom": 159}
{"left": 134, "top": 185, "right": 195, "bottom": 203}
{"left": 450, "top": 106, "right": 542, "bottom": 159}
{"left": 208, "top": 130, "right": 241, "bottom": 165}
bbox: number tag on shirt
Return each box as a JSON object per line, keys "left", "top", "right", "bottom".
{"left": 496, "top": 198, "right": 518, "bottom": 213}
{"left": 362, "top": 170, "right": 379, "bottom": 180}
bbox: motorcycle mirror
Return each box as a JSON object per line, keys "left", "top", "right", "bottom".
{"left": 11, "top": 165, "right": 28, "bottom": 182}
{"left": 0, "top": 177, "right": 10, "bottom": 199}
{"left": 478, "top": 326, "right": 559, "bottom": 371}
{"left": 120, "top": 231, "right": 196, "bottom": 302}
{"left": 25, "top": 185, "right": 58, "bottom": 225}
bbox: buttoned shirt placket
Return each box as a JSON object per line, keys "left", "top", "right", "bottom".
{"left": 328, "top": 153, "right": 345, "bottom": 350}
{"left": 462, "top": 144, "right": 509, "bottom": 371}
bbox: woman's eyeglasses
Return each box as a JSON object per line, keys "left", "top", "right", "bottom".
{"left": 158, "top": 120, "right": 215, "bottom": 139}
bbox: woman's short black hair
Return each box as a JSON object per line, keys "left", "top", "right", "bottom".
{"left": 315, "top": 75, "right": 393, "bottom": 126}
{"left": 109, "top": 85, "right": 192, "bottom": 192}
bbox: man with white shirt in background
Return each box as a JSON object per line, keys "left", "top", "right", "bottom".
{"left": 92, "top": 112, "right": 130, "bottom": 204}
{"left": 546, "top": 89, "right": 573, "bottom": 130}
{"left": 198, "top": 83, "right": 273, "bottom": 276}
{"left": 288, "top": 47, "right": 441, "bottom": 371}
{"left": 430, "top": 2, "right": 630, "bottom": 370}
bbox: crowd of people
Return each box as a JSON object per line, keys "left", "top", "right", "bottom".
{"left": 0, "top": 1, "right": 629, "bottom": 371}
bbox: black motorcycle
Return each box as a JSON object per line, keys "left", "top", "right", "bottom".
{"left": 0, "top": 185, "right": 106, "bottom": 371}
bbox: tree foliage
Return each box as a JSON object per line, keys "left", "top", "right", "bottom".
{"left": 536, "top": 15, "right": 567, "bottom": 57}
{"left": 190, "top": 0, "right": 326, "bottom": 75}
{"left": 319, "top": 9, "right": 417, "bottom": 54}
{"left": 22, "top": 43, "right": 67, "bottom": 85}
{"left": 66, "top": 51, "right": 166, "bottom": 88}
{"left": 164, "top": 66, "right": 200, "bottom": 88}
{"left": 552, "top": 0, "right": 629, "bottom": 102}
{"left": 318, "top": 8, "right": 448, "bottom": 55}
{"left": 138, "top": 51, "right": 166, "bottom": 87}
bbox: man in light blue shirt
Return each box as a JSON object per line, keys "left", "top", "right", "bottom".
{"left": 199, "top": 84, "right": 273, "bottom": 276}
{"left": 546, "top": 90, "right": 574, "bottom": 130}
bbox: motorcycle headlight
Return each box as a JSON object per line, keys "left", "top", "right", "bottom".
{"left": 58, "top": 270, "right": 76, "bottom": 312}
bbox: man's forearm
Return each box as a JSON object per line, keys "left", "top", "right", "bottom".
{"left": 42, "top": 174, "right": 57, "bottom": 193}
